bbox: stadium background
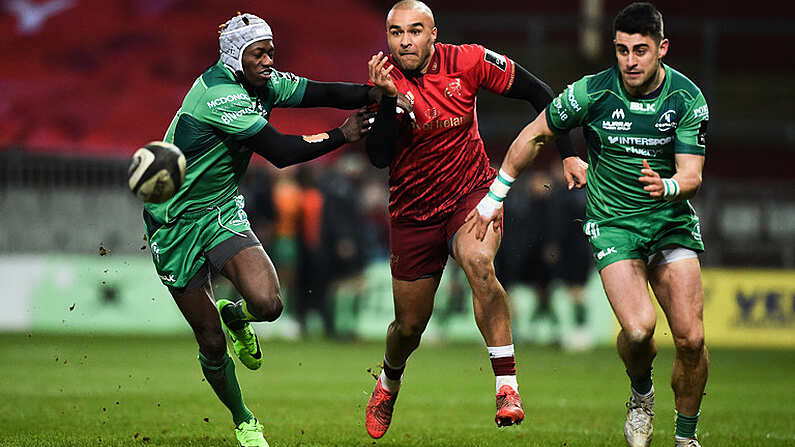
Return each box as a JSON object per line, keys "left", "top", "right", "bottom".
{"left": 1, "top": 1, "right": 793, "bottom": 446}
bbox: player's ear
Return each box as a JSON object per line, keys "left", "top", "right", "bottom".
{"left": 431, "top": 26, "right": 437, "bottom": 43}
{"left": 657, "top": 38, "right": 669, "bottom": 58}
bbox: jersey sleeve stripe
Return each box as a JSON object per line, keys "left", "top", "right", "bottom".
{"left": 674, "top": 144, "right": 705, "bottom": 155}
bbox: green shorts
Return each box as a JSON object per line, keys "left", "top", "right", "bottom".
{"left": 144, "top": 194, "right": 260, "bottom": 291}
{"left": 584, "top": 202, "right": 704, "bottom": 271}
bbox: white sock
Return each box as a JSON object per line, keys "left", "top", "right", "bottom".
{"left": 496, "top": 375, "right": 519, "bottom": 393}
{"left": 487, "top": 344, "right": 515, "bottom": 359}
{"left": 632, "top": 384, "right": 655, "bottom": 398}
{"left": 487, "top": 345, "right": 518, "bottom": 393}
{"left": 379, "top": 357, "right": 404, "bottom": 393}
{"left": 379, "top": 370, "right": 402, "bottom": 393}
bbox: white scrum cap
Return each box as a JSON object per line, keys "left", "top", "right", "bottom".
{"left": 219, "top": 13, "right": 273, "bottom": 73}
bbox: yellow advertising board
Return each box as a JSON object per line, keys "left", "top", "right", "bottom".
{"left": 633, "top": 269, "right": 795, "bottom": 348}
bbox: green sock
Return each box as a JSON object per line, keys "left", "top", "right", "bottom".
{"left": 199, "top": 352, "right": 254, "bottom": 426}
{"left": 628, "top": 367, "right": 653, "bottom": 395}
{"left": 675, "top": 411, "right": 700, "bottom": 439}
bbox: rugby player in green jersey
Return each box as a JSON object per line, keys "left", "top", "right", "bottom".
{"left": 141, "top": 12, "right": 405, "bottom": 447}
{"left": 467, "top": 3, "right": 708, "bottom": 447}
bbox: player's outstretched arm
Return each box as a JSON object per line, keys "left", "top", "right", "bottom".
{"left": 464, "top": 110, "right": 557, "bottom": 241}
{"left": 243, "top": 108, "right": 374, "bottom": 168}
{"left": 638, "top": 154, "right": 704, "bottom": 201}
{"left": 504, "top": 63, "right": 587, "bottom": 189}
{"left": 299, "top": 81, "right": 374, "bottom": 109}
{"left": 364, "top": 52, "right": 400, "bottom": 169}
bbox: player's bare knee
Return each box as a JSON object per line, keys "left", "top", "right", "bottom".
{"left": 622, "top": 325, "right": 655, "bottom": 348}
{"left": 393, "top": 318, "right": 427, "bottom": 339}
{"left": 673, "top": 331, "right": 705, "bottom": 358}
{"left": 196, "top": 328, "right": 227, "bottom": 361}
{"left": 461, "top": 250, "right": 495, "bottom": 283}
{"left": 245, "top": 291, "right": 284, "bottom": 322}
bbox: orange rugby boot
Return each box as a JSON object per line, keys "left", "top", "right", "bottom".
{"left": 495, "top": 384, "right": 524, "bottom": 427}
{"left": 365, "top": 377, "right": 399, "bottom": 438}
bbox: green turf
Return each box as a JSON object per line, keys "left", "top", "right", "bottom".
{"left": 1, "top": 333, "right": 793, "bottom": 446}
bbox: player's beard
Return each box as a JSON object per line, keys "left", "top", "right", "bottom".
{"left": 632, "top": 59, "right": 663, "bottom": 95}
{"left": 395, "top": 46, "right": 433, "bottom": 76}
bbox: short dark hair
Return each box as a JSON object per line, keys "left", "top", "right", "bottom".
{"left": 613, "top": 2, "right": 664, "bottom": 43}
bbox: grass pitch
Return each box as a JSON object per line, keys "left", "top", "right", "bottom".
{"left": 1, "top": 333, "right": 793, "bottom": 446}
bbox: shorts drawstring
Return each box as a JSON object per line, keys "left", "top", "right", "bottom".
{"left": 208, "top": 206, "right": 247, "bottom": 237}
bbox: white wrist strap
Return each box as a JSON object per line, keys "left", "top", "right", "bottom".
{"left": 662, "top": 178, "right": 680, "bottom": 201}
{"left": 479, "top": 169, "right": 515, "bottom": 217}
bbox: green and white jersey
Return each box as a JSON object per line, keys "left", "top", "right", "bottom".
{"left": 545, "top": 64, "right": 708, "bottom": 221}
{"left": 145, "top": 60, "right": 307, "bottom": 223}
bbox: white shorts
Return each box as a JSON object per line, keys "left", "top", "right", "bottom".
{"left": 646, "top": 247, "right": 698, "bottom": 268}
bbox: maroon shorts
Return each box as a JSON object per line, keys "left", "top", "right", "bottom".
{"left": 389, "top": 186, "right": 499, "bottom": 281}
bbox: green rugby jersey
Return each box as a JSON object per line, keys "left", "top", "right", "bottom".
{"left": 545, "top": 64, "right": 708, "bottom": 220}
{"left": 145, "top": 60, "right": 307, "bottom": 223}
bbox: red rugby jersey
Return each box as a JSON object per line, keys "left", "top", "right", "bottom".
{"left": 384, "top": 43, "right": 515, "bottom": 224}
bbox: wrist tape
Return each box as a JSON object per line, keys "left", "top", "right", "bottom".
{"left": 662, "top": 178, "right": 680, "bottom": 201}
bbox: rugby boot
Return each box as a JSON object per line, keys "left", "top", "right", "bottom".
{"left": 624, "top": 389, "right": 655, "bottom": 447}
{"left": 217, "top": 299, "right": 262, "bottom": 370}
{"left": 234, "top": 418, "right": 269, "bottom": 447}
{"left": 366, "top": 377, "right": 399, "bottom": 438}
{"left": 674, "top": 437, "right": 702, "bottom": 447}
{"left": 495, "top": 384, "right": 524, "bottom": 427}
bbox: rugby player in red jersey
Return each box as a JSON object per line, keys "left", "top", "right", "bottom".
{"left": 363, "top": 0, "right": 588, "bottom": 439}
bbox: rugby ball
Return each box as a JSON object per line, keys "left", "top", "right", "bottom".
{"left": 128, "top": 141, "right": 186, "bottom": 203}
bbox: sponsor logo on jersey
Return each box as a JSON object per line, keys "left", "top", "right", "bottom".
{"left": 623, "top": 146, "right": 663, "bottom": 157}
{"left": 220, "top": 106, "right": 257, "bottom": 124}
{"left": 425, "top": 107, "right": 439, "bottom": 120}
{"left": 612, "top": 108, "right": 625, "bottom": 119}
{"left": 553, "top": 97, "right": 569, "bottom": 122}
{"left": 655, "top": 109, "right": 678, "bottom": 132}
{"left": 597, "top": 246, "right": 617, "bottom": 260}
{"left": 445, "top": 78, "right": 462, "bottom": 97}
{"left": 150, "top": 242, "right": 161, "bottom": 263}
{"left": 608, "top": 135, "right": 672, "bottom": 157}
{"left": 483, "top": 48, "right": 507, "bottom": 71}
{"left": 608, "top": 135, "right": 672, "bottom": 146}
{"left": 584, "top": 222, "right": 600, "bottom": 239}
{"left": 274, "top": 71, "right": 299, "bottom": 82}
{"left": 567, "top": 85, "right": 582, "bottom": 112}
{"left": 159, "top": 273, "right": 176, "bottom": 283}
{"left": 229, "top": 209, "right": 250, "bottom": 227}
{"left": 692, "top": 222, "right": 702, "bottom": 242}
{"left": 412, "top": 113, "right": 473, "bottom": 131}
{"left": 630, "top": 102, "right": 655, "bottom": 113}
{"left": 697, "top": 120, "right": 709, "bottom": 146}
{"left": 602, "top": 120, "right": 632, "bottom": 131}
{"left": 206, "top": 93, "right": 250, "bottom": 109}
{"left": 693, "top": 104, "right": 709, "bottom": 120}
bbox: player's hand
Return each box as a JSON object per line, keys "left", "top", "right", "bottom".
{"left": 464, "top": 195, "right": 503, "bottom": 241}
{"left": 562, "top": 156, "right": 588, "bottom": 190}
{"left": 368, "top": 52, "right": 398, "bottom": 97}
{"left": 638, "top": 159, "right": 664, "bottom": 199}
{"left": 395, "top": 91, "right": 414, "bottom": 118}
{"left": 339, "top": 107, "right": 376, "bottom": 143}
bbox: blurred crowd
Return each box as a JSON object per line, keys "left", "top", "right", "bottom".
{"left": 235, "top": 153, "right": 592, "bottom": 344}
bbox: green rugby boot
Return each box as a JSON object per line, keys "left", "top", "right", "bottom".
{"left": 217, "top": 299, "right": 262, "bottom": 370}
{"left": 234, "top": 418, "right": 269, "bottom": 447}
